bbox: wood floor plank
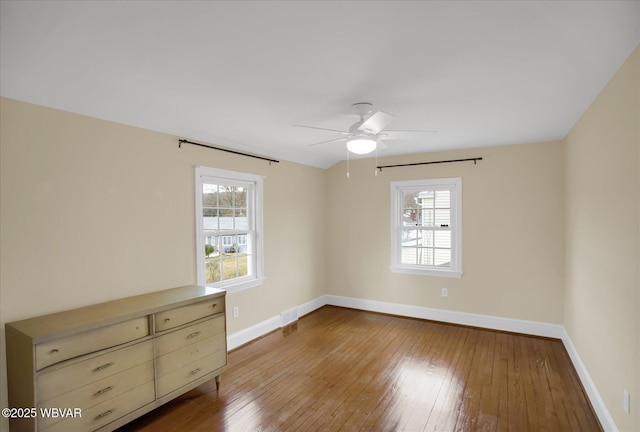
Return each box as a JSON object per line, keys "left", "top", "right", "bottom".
{"left": 119, "top": 306, "right": 602, "bottom": 432}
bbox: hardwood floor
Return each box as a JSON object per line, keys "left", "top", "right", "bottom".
{"left": 119, "top": 306, "right": 601, "bottom": 432}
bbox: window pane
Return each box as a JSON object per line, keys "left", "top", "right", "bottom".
{"left": 205, "top": 236, "right": 220, "bottom": 257}
{"left": 418, "top": 190, "right": 434, "bottom": 206}
{"left": 237, "top": 253, "right": 249, "bottom": 278}
{"left": 401, "top": 246, "right": 436, "bottom": 266}
{"left": 435, "top": 190, "right": 450, "bottom": 208}
{"left": 220, "top": 255, "right": 236, "bottom": 281}
{"left": 218, "top": 185, "right": 233, "bottom": 207}
{"left": 205, "top": 258, "right": 221, "bottom": 284}
{"left": 403, "top": 210, "right": 419, "bottom": 226}
{"left": 217, "top": 209, "right": 232, "bottom": 231}
{"left": 203, "top": 207, "right": 218, "bottom": 218}
{"left": 434, "top": 230, "right": 451, "bottom": 248}
{"left": 219, "top": 252, "right": 251, "bottom": 281}
{"left": 203, "top": 211, "right": 219, "bottom": 231}
{"left": 402, "top": 191, "right": 419, "bottom": 210}
{"left": 415, "top": 209, "right": 434, "bottom": 227}
{"left": 434, "top": 209, "right": 450, "bottom": 226}
{"left": 203, "top": 183, "right": 219, "bottom": 230}
{"left": 421, "top": 248, "right": 434, "bottom": 266}
{"left": 434, "top": 249, "right": 451, "bottom": 267}
{"left": 401, "top": 247, "right": 418, "bottom": 265}
{"left": 235, "top": 209, "right": 248, "bottom": 230}
{"left": 202, "top": 184, "right": 217, "bottom": 206}
{"left": 402, "top": 229, "right": 419, "bottom": 246}
{"left": 219, "top": 208, "right": 233, "bottom": 217}
{"left": 234, "top": 187, "right": 247, "bottom": 208}
{"left": 421, "top": 230, "right": 434, "bottom": 247}
{"left": 216, "top": 232, "right": 253, "bottom": 282}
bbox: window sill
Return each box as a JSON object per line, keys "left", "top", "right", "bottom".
{"left": 390, "top": 266, "right": 462, "bottom": 279}
{"left": 212, "top": 277, "right": 265, "bottom": 294}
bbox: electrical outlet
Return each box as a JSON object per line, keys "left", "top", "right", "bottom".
{"left": 624, "top": 389, "right": 630, "bottom": 414}
{"left": 233, "top": 306, "right": 239, "bottom": 319}
{"left": 441, "top": 288, "right": 448, "bottom": 297}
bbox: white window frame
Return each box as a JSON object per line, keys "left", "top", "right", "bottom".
{"left": 195, "top": 166, "right": 264, "bottom": 292}
{"left": 390, "top": 177, "right": 462, "bottom": 278}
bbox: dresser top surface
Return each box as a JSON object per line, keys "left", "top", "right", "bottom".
{"left": 6, "top": 285, "right": 226, "bottom": 342}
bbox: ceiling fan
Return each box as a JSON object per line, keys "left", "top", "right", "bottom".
{"left": 295, "top": 102, "right": 436, "bottom": 155}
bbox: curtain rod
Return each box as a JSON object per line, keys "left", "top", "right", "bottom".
{"left": 376, "top": 157, "right": 482, "bottom": 171}
{"left": 178, "top": 139, "right": 280, "bottom": 165}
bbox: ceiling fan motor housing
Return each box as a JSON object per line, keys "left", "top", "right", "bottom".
{"left": 351, "top": 102, "right": 374, "bottom": 117}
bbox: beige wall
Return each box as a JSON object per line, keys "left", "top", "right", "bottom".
{"left": 325, "top": 142, "right": 566, "bottom": 324}
{"left": 0, "top": 97, "right": 327, "bottom": 422}
{"left": 564, "top": 46, "right": 639, "bottom": 432}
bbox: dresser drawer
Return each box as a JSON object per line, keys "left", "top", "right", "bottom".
{"left": 155, "top": 315, "right": 225, "bottom": 357}
{"left": 37, "top": 339, "right": 153, "bottom": 403}
{"left": 40, "top": 381, "right": 155, "bottom": 432}
{"left": 156, "top": 333, "right": 225, "bottom": 376}
{"left": 38, "top": 361, "right": 154, "bottom": 430}
{"left": 36, "top": 317, "right": 149, "bottom": 370}
{"left": 155, "top": 299, "right": 224, "bottom": 332}
{"left": 156, "top": 350, "right": 227, "bottom": 398}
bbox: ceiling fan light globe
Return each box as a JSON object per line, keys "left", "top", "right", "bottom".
{"left": 347, "top": 137, "right": 377, "bottom": 154}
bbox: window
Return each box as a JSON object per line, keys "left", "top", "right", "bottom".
{"left": 390, "top": 178, "right": 462, "bottom": 278}
{"left": 195, "top": 166, "right": 264, "bottom": 291}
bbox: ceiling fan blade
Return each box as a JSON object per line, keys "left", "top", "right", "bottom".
{"left": 383, "top": 129, "right": 438, "bottom": 133}
{"left": 308, "top": 137, "right": 348, "bottom": 147}
{"left": 380, "top": 130, "right": 438, "bottom": 140}
{"left": 294, "top": 125, "right": 351, "bottom": 135}
{"left": 357, "top": 110, "right": 395, "bottom": 134}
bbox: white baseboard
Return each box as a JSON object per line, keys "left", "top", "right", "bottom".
{"left": 226, "top": 294, "right": 615, "bottom": 431}
{"left": 324, "top": 294, "right": 565, "bottom": 338}
{"left": 227, "top": 315, "right": 281, "bottom": 350}
{"left": 226, "top": 296, "right": 327, "bottom": 350}
{"left": 297, "top": 295, "right": 327, "bottom": 318}
{"left": 560, "top": 328, "right": 618, "bottom": 432}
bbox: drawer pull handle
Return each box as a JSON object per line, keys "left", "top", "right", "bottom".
{"left": 189, "top": 367, "right": 202, "bottom": 376}
{"left": 212, "top": 303, "right": 217, "bottom": 309}
{"left": 49, "top": 349, "right": 59, "bottom": 354}
{"left": 164, "top": 318, "right": 171, "bottom": 323}
{"left": 93, "top": 362, "right": 114, "bottom": 372}
{"left": 94, "top": 409, "right": 114, "bottom": 420}
{"left": 94, "top": 386, "right": 113, "bottom": 396}
{"left": 187, "top": 331, "right": 201, "bottom": 339}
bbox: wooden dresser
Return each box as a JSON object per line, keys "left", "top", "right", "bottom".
{"left": 5, "top": 285, "right": 227, "bottom": 432}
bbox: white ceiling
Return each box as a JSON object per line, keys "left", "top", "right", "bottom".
{"left": 1, "top": 1, "right": 638, "bottom": 169}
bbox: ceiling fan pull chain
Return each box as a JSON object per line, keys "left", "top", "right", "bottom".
{"left": 346, "top": 148, "right": 350, "bottom": 179}
{"left": 374, "top": 146, "right": 379, "bottom": 176}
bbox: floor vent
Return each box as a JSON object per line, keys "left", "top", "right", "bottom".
{"left": 280, "top": 307, "right": 299, "bottom": 326}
